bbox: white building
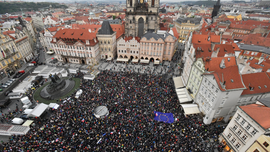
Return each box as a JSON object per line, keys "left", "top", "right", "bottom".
{"left": 43, "top": 16, "right": 61, "bottom": 26}
{"left": 117, "top": 36, "right": 140, "bottom": 62}
{"left": 39, "top": 27, "right": 61, "bottom": 52}
{"left": 220, "top": 104, "right": 270, "bottom": 152}
{"left": 51, "top": 28, "right": 100, "bottom": 65}
{"left": 195, "top": 65, "right": 246, "bottom": 124}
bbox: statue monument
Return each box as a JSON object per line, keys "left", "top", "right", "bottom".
{"left": 40, "top": 73, "right": 75, "bottom": 100}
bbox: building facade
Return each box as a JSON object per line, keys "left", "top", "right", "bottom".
{"left": 220, "top": 104, "right": 270, "bottom": 152}
{"left": 0, "top": 34, "right": 23, "bottom": 77}
{"left": 140, "top": 32, "right": 176, "bottom": 63}
{"left": 52, "top": 29, "right": 100, "bottom": 65}
{"left": 14, "top": 30, "right": 34, "bottom": 62}
{"left": 195, "top": 65, "right": 246, "bottom": 124}
{"left": 39, "top": 27, "right": 61, "bottom": 52}
{"left": 96, "top": 21, "right": 117, "bottom": 60}
{"left": 43, "top": 16, "right": 61, "bottom": 26}
{"left": 247, "top": 135, "right": 270, "bottom": 152}
{"left": 125, "top": 0, "right": 160, "bottom": 37}
{"left": 174, "top": 17, "right": 202, "bottom": 40}
{"left": 117, "top": 36, "right": 140, "bottom": 61}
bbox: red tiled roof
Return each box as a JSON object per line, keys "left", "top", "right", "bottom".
{"left": 63, "top": 17, "right": 74, "bottom": 21}
{"left": 111, "top": 24, "right": 125, "bottom": 39}
{"left": 51, "top": 17, "right": 60, "bottom": 22}
{"left": 240, "top": 104, "right": 270, "bottom": 129}
{"left": 124, "top": 36, "right": 140, "bottom": 43}
{"left": 192, "top": 34, "right": 220, "bottom": 44}
{"left": 74, "top": 16, "right": 89, "bottom": 22}
{"left": 241, "top": 72, "right": 270, "bottom": 96}
{"left": 213, "top": 44, "right": 235, "bottom": 57}
{"left": 72, "top": 24, "right": 101, "bottom": 34}
{"left": 53, "top": 29, "right": 98, "bottom": 46}
{"left": 24, "top": 17, "right": 32, "bottom": 22}
{"left": 47, "top": 26, "right": 62, "bottom": 32}
{"left": 229, "top": 24, "right": 256, "bottom": 31}
{"left": 204, "top": 56, "right": 237, "bottom": 72}
{"left": 9, "top": 16, "right": 19, "bottom": 19}
{"left": 209, "top": 65, "right": 245, "bottom": 91}
{"left": 241, "top": 34, "right": 270, "bottom": 47}
{"left": 194, "top": 44, "right": 212, "bottom": 59}
{"left": 247, "top": 59, "right": 270, "bottom": 72}
{"left": 15, "top": 36, "right": 28, "bottom": 43}
{"left": 172, "top": 27, "right": 179, "bottom": 39}
{"left": 210, "top": 35, "right": 220, "bottom": 43}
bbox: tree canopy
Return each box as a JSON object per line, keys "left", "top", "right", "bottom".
{"left": 0, "top": 2, "right": 68, "bottom": 14}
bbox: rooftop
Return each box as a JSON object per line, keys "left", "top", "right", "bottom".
{"left": 241, "top": 72, "right": 270, "bottom": 96}
{"left": 240, "top": 104, "right": 270, "bottom": 129}
{"left": 175, "top": 17, "right": 202, "bottom": 25}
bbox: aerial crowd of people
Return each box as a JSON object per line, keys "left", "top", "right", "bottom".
{"left": 0, "top": 70, "right": 225, "bottom": 151}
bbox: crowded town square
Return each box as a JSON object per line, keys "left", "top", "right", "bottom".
{"left": 0, "top": 70, "right": 225, "bottom": 151}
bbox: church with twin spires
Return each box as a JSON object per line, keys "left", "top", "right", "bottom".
{"left": 125, "top": 0, "right": 160, "bottom": 37}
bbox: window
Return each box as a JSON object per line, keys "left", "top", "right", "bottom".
{"left": 246, "top": 124, "right": 251, "bottom": 130}
{"left": 263, "top": 142, "right": 269, "bottom": 147}
{"left": 241, "top": 119, "right": 246, "bottom": 125}
{"left": 242, "top": 134, "right": 247, "bottom": 141}
{"left": 232, "top": 125, "right": 238, "bottom": 131}
{"left": 236, "top": 115, "right": 241, "bottom": 121}
{"left": 237, "top": 130, "right": 242, "bottom": 136}
{"left": 227, "top": 133, "right": 232, "bottom": 139}
{"left": 253, "top": 149, "right": 259, "bottom": 152}
{"left": 251, "top": 129, "right": 258, "bottom": 136}
{"left": 231, "top": 138, "right": 236, "bottom": 143}
{"left": 235, "top": 143, "right": 241, "bottom": 149}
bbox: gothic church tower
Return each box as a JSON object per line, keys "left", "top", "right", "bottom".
{"left": 125, "top": 0, "right": 160, "bottom": 37}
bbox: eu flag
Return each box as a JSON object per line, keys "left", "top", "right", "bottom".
{"left": 154, "top": 111, "right": 174, "bottom": 123}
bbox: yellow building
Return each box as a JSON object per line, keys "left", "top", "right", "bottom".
{"left": 0, "top": 33, "right": 23, "bottom": 77}
{"left": 227, "top": 14, "right": 242, "bottom": 21}
{"left": 247, "top": 135, "right": 270, "bottom": 152}
{"left": 174, "top": 17, "right": 202, "bottom": 40}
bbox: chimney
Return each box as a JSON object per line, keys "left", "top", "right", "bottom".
{"left": 220, "top": 59, "right": 226, "bottom": 69}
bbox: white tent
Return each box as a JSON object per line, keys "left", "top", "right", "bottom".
{"left": 49, "top": 103, "right": 59, "bottom": 109}
{"left": 173, "top": 76, "right": 184, "bottom": 89}
{"left": 132, "top": 59, "right": 139, "bottom": 63}
{"left": 117, "top": 58, "right": 129, "bottom": 62}
{"left": 84, "top": 74, "right": 95, "bottom": 80}
{"left": 140, "top": 59, "right": 149, "bottom": 64}
{"left": 176, "top": 88, "right": 192, "bottom": 103}
{"left": 28, "top": 103, "right": 48, "bottom": 117}
{"left": 180, "top": 104, "right": 200, "bottom": 115}
{"left": 23, "top": 109, "right": 33, "bottom": 114}
{"left": 12, "top": 118, "right": 24, "bottom": 125}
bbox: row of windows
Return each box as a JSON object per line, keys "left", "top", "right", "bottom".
{"left": 100, "top": 41, "right": 111, "bottom": 44}
{"left": 55, "top": 44, "right": 92, "bottom": 50}
{"left": 118, "top": 50, "right": 138, "bottom": 54}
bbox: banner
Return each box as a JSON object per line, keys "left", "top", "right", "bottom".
{"left": 154, "top": 111, "right": 174, "bottom": 123}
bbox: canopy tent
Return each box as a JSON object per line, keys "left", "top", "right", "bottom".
{"left": 83, "top": 74, "right": 95, "bottom": 80}
{"left": 140, "top": 59, "right": 149, "bottom": 64}
{"left": 106, "top": 57, "right": 112, "bottom": 61}
{"left": 116, "top": 58, "right": 129, "bottom": 62}
{"left": 173, "top": 76, "right": 185, "bottom": 89}
{"left": 0, "top": 124, "right": 30, "bottom": 136}
{"left": 176, "top": 88, "right": 192, "bottom": 103}
{"left": 28, "top": 103, "right": 48, "bottom": 117}
{"left": 22, "top": 120, "right": 34, "bottom": 126}
{"left": 180, "top": 104, "right": 200, "bottom": 115}
{"left": 131, "top": 59, "right": 139, "bottom": 63}
{"left": 23, "top": 109, "right": 33, "bottom": 114}
{"left": 49, "top": 103, "right": 59, "bottom": 109}
{"left": 154, "top": 60, "right": 160, "bottom": 65}
{"left": 12, "top": 118, "right": 24, "bottom": 125}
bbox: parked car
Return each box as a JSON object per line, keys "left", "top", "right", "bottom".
{"left": 5, "top": 90, "right": 12, "bottom": 96}
{"left": 6, "top": 81, "right": 12, "bottom": 86}
{"left": 0, "top": 88, "right": 3, "bottom": 92}
{"left": 75, "top": 89, "right": 83, "bottom": 98}
{"left": 2, "top": 84, "right": 8, "bottom": 88}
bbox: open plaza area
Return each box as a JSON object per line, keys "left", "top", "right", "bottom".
{"left": 0, "top": 70, "right": 224, "bottom": 151}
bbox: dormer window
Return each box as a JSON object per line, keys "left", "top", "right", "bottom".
{"left": 53, "top": 38, "right": 56, "bottom": 42}
{"left": 86, "top": 40, "right": 89, "bottom": 45}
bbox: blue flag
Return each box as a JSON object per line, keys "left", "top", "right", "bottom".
{"left": 154, "top": 111, "right": 174, "bottom": 123}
